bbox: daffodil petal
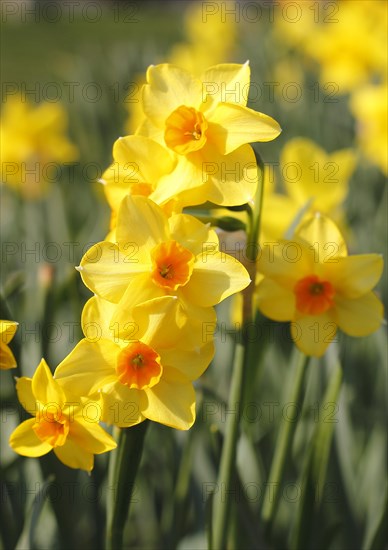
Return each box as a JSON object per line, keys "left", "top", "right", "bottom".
{"left": 0, "top": 341, "right": 17, "bottom": 370}
{"left": 208, "top": 103, "right": 281, "bottom": 155}
{"left": 324, "top": 254, "right": 384, "bottom": 298}
{"left": 295, "top": 213, "right": 347, "bottom": 258}
{"left": 79, "top": 241, "right": 149, "bottom": 302}
{"left": 334, "top": 292, "right": 384, "bottom": 337}
{"left": 160, "top": 341, "right": 214, "bottom": 381}
{"left": 202, "top": 143, "right": 258, "bottom": 206}
{"left": 168, "top": 213, "right": 217, "bottom": 256}
{"left": 150, "top": 153, "right": 207, "bottom": 206}
{"left": 32, "top": 359, "right": 66, "bottom": 408}
{"left": 16, "top": 377, "right": 39, "bottom": 415}
{"left": 54, "top": 439, "right": 94, "bottom": 471}
{"left": 100, "top": 385, "right": 145, "bottom": 427}
{"left": 9, "top": 418, "right": 52, "bottom": 457}
{"left": 112, "top": 135, "right": 175, "bottom": 181}
{"left": 111, "top": 275, "right": 165, "bottom": 339}
{"left": 117, "top": 195, "right": 169, "bottom": 252}
{"left": 185, "top": 251, "right": 250, "bottom": 307}
{"left": 256, "top": 279, "right": 295, "bottom": 321}
{"left": 54, "top": 339, "right": 119, "bottom": 396}
{"left": 69, "top": 418, "right": 117, "bottom": 454}
{"left": 81, "top": 296, "right": 118, "bottom": 340}
{"left": 142, "top": 64, "right": 203, "bottom": 127}
{"left": 291, "top": 312, "right": 336, "bottom": 357}
{"left": 0, "top": 320, "right": 18, "bottom": 344}
{"left": 143, "top": 376, "right": 195, "bottom": 430}
{"left": 201, "top": 62, "right": 251, "bottom": 111}
{"left": 131, "top": 296, "right": 184, "bottom": 349}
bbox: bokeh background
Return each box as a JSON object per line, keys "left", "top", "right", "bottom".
{"left": 1, "top": 1, "right": 387, "bottom": 549}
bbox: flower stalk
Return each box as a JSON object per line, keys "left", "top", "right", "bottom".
{"left": 211, "top": 150, "right": 264, "bottom": 549}
{"left": 106, "top": 421, "right": 149, "bottom": 550}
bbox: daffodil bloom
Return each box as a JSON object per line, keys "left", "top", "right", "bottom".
{"left": 256, "top": 214, "right": 384, "bottom": 356}
{"left": 100, "top": 135, "right": 179, "bottom": 229}
{"left": 0, "top": 97, "right": 78, "bottom": 199}
{"left": 136, "top": 62, "right": 281, "bottom": 206}
{"left": 55, "top": 295, "right": 214, "bottom": 430}
{"left": 78, "top": 195, "right": 250, "bottom": 330}
{"left": 261, "top": 138, "right": 356, "bottom": 242}
{"left": 9, "top": 359, "right": 116, "bottom": 471}
{"left": 0, "top": 320, "right": 18, "bottom": 370}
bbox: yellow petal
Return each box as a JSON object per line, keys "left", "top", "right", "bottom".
{"left": 208, "top": 103, "right": 281, "bottom": 155}
{"left": 185, "top": 252, "right": 250, "bottom": 307}
{"left": 0, "top": 341, "right": 17, "bottom": 370}
{"left": 291, "top": 312, "right": 337, "bottom": 357}
{"left": 32, "top": 359, "right": 66, "bottom": 408}
{"left": 334, "top": 293, "right": 384, "bottom": 337}
{"left": 81, "top": 296, "right": 118, "bottom": 340}
{"left": 131, "top": 296, "right": 185, "bottom": 348}
{"left": 257, "top": 239, "right": 314, "bottom": 289}
{"left": 168, "top": 213, "right": 217, "bottom": 256}
{"left": 100, "top": 385, "right": 145, "bottom": 427}
{"left": 112, "top": 135, "right": 174, "bottom": 180}
{"left": 117, "top": 195, "right": 169, "bottom": 252}
{"left": 202, "top": 143, "right": 258, "bottom": 206}
{"left": 16, "top": 377, "right": 39, "bottom": 416}
{"left": 142, "top": 64, "right": 203, "bottom": 127}
{"left": 324, "top": 254, "right": 384, "bottom": 298}
{"left": 256, "top": 279, "right": 295, "bottom": 322}
{"left": 111, "top": 275, "right": 165, "bottom": 339}
{"left": 9, "top": 418, "right": 52, "bottom": 457}
{"left": 79, "top": 241, "right": 149, "bottom": 302}
{"left": 143, "top": 372, "right": 195, "bottom": 430}
{"left": 201, "top": 62, "right": 251, "bottom": 111}
{"left": 295, "top": 213, "right": 347, "bottom": 258}
{"left": 54, "top": 439, "right": 94, "bottom": 471}
{"left": 150, "top": 152, "right": 208, "bottom": 206}
{"left": 0, "top": 320, "right": 18, "bottom": 344}
{"left": 160, "top": 341, "right": 214, "bottom": 381}
{"left": 54, "top": 339, "right": 119, "bottom": 396}
{"left": 69, "top": 417, "right": 117, "bottom": 454}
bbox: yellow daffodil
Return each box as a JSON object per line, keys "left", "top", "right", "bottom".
{"left": 1, "top": 97, "right": 78, "bottom": 199}
{"left": 256, "top": 214, "right": 384, "bottom": 356}
{"left": 55, "top": 295, "right": 214, "bottom": 430}
{"left": 100, "top": 135, "right": 178, "bottom": 229}
{"left": 261, "top": 139, "right": 356, "bottom": 242}
{"left": 0, "top": 320, "right": 18, "bottom": 370}
{"left": 136, "top": 62, "right": 281, "bottom": 207}
{"left": 78, "top": 195, "right": 250, "bottom": 329}
{"left": 9, "top": 359, "right": 116, "bottom": 471}
{"left": 350, "top": 83, "right": 388, "bottom": 175}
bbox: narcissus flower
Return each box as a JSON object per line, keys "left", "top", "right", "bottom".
{"left": 136, "top": 62, "right": 281, "bottom": 206}
{"left": 9, "top": 359, "right": 116, "bottom": 471}
{"left": 55, "top": 296, "right": 214, "bottom": 430}
{"left": 0, "top": 97, "right": 78, "bottom": 199}
{"left": 0, "top": 320, "right": 18, "bottom": 370}
{"left": 78, "top": 195, "right": 250, "bottom": 329}
{"left": 100, "top": 135, "right": 179, "bottom": 229}
{"left": 256, "top": 214, "right": 384, "bottom": 356}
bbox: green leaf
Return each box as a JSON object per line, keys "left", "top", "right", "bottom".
{"left": 290, "top": 355, "right": 343, "bottom": 550}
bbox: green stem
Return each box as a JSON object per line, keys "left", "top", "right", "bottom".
{"left": 106, "top": 421, "right": 149, "bottom": 550}
{"left": 261, "top": 350, "right": 310, "bottom": 534}
{"left": 211, "top": 151, "right": 265, "bottom": 550}
{"left": 211, "top": 341, "right": 249, "bottom": 549}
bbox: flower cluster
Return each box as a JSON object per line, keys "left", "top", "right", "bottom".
{"left": 9, "top": 61, "right": 281, "bottom": 470}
